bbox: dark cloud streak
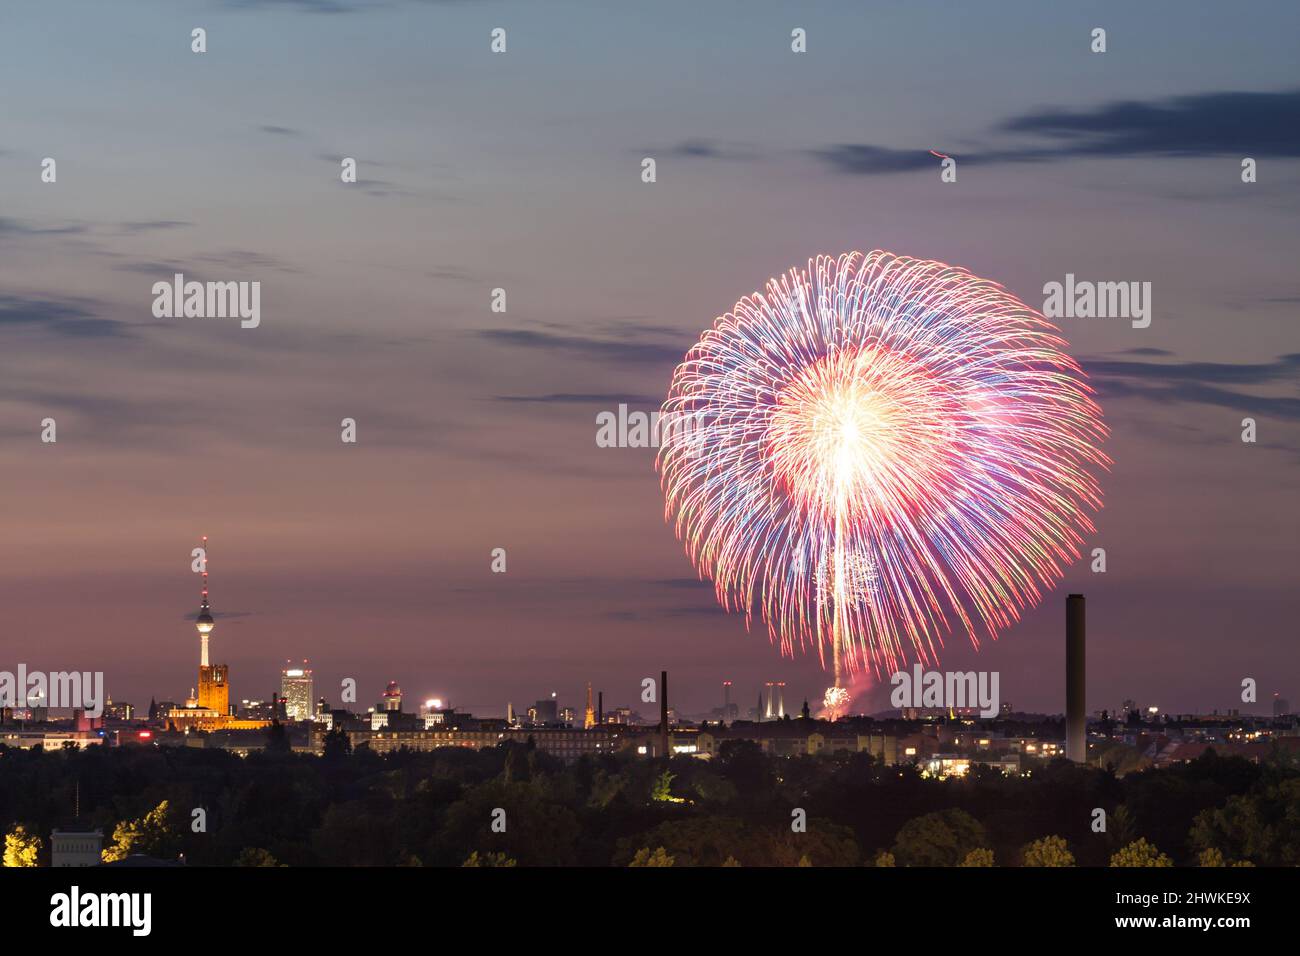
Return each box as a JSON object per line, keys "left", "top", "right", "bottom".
{"left": 812, "top": 89, "right": 1300, "bottom": 175}
{"left": 1085, "top": 353, "right": 1300, "bottom": 421}
{"left": 476, "top": 328, "right": 684, "bottom": 366}
{"left": 0, "top": 296, "right": 128, "bottom": 339}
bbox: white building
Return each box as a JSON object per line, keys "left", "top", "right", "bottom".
{"left": 51, "top": 828, "right": 103, "bottom": 867}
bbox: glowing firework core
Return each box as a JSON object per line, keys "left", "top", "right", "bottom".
{"left": 768, "top": 346, "right": 954, "bottom": 519}
{"left": 823, "top": 685, "right": 851, "bottom": 721}
{"left": 658, "top": 251, "right": 1108, "bottom": 683}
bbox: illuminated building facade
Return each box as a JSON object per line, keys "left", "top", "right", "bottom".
{"left": 381, "top": 681, "right": 402, "bottom": 712}
{"left": 281, "top": 662, "right": 314, "bottom": 722}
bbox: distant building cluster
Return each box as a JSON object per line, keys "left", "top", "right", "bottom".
{"left": 2, "top": 577, "right": 1296, "bottom": 782}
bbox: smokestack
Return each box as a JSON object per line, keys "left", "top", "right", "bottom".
{"left": 1066, "top": 594, "right": 1086, "bottom": 763}
{"left": 660, "top": 671, "right": 669, "bottom": 759}
{"left": 597, "top": 691, "right": 603, "bottom": 726}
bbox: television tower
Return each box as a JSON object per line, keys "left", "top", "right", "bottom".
{"left": 195, "top": 536, "right": 229, "bottom": 716}
{"left": 196, "top": 535, "right": 215, "bottom": 666}
{"left": 584, "top": 682, "right": 595, "bottom": 730}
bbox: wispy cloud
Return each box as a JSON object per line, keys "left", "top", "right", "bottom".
{"left": 812, "top": 144, "right": 952, "bottom": 175}
{"left": 813, "top": 89, "right": 1300, "bottom": 175}
{"left": 641, "top": 138, "right": 760, "bottom": 162}
{"left": 184, "top": 610, "right": 255, "bottom": 621}
{"left": 222, "top": 0, "right": 483, "bottom": 12}
{"left": 257, "top": 124, "right": 305, "bottom": 136}
{"left": 1002, "top": 89, "right": 1300, "bottom": 158}
{"left": 1085, "top": 352, "right": 1300, "bottom": 421}
{"left": 0, "top": 217, "right": 89, "bottom": 238}
{"left": 0, "top": 295, "right": 128, "bottom": 338}
{"left": 493, "top": 392, "right": 663, "bottom": 405}
{"left": 476, "top": 327, "right": 684, "bottom": 366}
{"left": 1084, "top": 353, "right": 1300, "bottom": 386}
{"left": 118, "top": 221, "right": 192, "bottom": 235}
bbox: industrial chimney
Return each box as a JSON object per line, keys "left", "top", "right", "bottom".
{"left": 660, "top": 670, "right": 669, "bottom": 759}
{"left": 1066, "top": 594, "right": 1086, "bottom": 763}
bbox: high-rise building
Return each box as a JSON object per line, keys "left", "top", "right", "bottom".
{"left": 531, "top": 694, "right": 558, "bottom": 725}
{"left": 281, "top": 662, "right": 314, "bottom": 722}
{"left": 104, "top": 698, "right": 134, "bottom": 721}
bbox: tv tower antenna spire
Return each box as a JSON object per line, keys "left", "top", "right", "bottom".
{"left": 196, "top": 535, "right": 215, "bottom": 666}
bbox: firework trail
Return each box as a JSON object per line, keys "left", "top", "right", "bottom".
{"left": 657, "top": 251, "right": 1108, "bottom": 690}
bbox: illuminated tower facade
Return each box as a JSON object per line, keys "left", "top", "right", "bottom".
{"left": 584, "top": 682, "right": 595, "bottom": 730}
{"left": 196, "top": 538, "right": 229, "bottom": 716}
{"left": 381, "top": 681, "right": 403, "bottom": 712}
{"left": 281, "top": 661, "right": 314, "bottom": 722}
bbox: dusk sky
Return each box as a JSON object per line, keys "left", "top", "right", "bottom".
{"left": 1, "top": 0, "right": 1297, "bottom": 719}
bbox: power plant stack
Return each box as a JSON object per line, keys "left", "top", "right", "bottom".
{"left": 660, "top": 670, "right": 669, "bottom": 758}
{"left": 762, "top": 681, "right": 786, "bottom": 720}
{"left": 1066, "top": 593, "right": 1086, "bottom": 763}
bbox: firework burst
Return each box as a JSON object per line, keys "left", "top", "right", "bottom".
{"left": 657, "top": 251, "right": 1108, "bottom": 684}
{"left": 822, "top": 685, "right": 851, "bottom": 721}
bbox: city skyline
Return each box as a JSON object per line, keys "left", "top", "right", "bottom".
{"left": 68, "top": 560, "right": 1289, "bottom": 723}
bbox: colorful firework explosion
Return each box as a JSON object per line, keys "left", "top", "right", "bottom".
{"left": 823, "top": 685, "right": 852, "bottom": 721}
{"left": 657, "top": 251, "right": 1108, "bottom": 684}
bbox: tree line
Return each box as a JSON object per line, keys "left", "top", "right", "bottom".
{"left": 2, "top": 731, "right": 1296, "bottom": 866}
